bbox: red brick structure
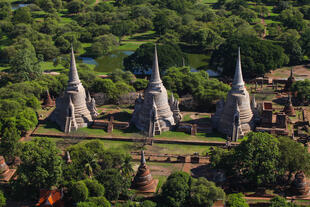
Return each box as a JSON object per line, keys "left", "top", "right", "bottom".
{"left": 43, "top": 89, "right": 55, "bottom": 107}
{"left": 131, "top": 151, "right": 157, "bottom": 193}
{"left": 36, "top": 189, "right": 64, "bottom": 207}
{"left": 283, "top": 95, "right": 296, "bottom": 117}
{"left": 0, "top": 156, "right": 16, "bottom": 182}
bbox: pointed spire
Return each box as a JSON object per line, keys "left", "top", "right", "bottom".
{"left": 232, "top": 47, "right": 244, "bottom": 90}
{"left": 235, "top": 99, "right": 240, "bottom": 113}
{"left": 68, "top": 94, "right": 73, "bottom": 106}
{"left": 290, "top": 67, "right": 294, "bottom": 78}
{"left": 170, "top": 93, "right": 175, "bottom": 103}
{"left": 87, "top": 91, "right": 91, "bottom": 102}
{"left": 251, "top": 95, "right": 257, "bottom": 109}
{"left": 288, "top": 94, "right": 292, "bottom": 106}
{"left": 140, "top": 150, "right": 146, "bottom": 165}
{"left": 69, "top": 46, "right": 80, "bottom": 84}
{"left": 150, "top": 45, "right": 162, "bottom": 83}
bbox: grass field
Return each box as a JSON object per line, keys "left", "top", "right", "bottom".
{"left": 156, "top": 131, "right": 226, "bottom": 142}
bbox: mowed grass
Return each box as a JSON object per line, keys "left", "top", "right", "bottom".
{"left": 200, "top": 0, "right": 218, "bottom": 3}
{"left": 149, "top": 143, "right": 211, "bottom": 155}
{"left": 156, "top": 131, "right": 226, "bottom": 142}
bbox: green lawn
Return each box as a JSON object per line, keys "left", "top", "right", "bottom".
{"left": 182, "top": 114, "right": 193, "bottom": 122}
{"left": 156, "top": 131, "right": 226, "bottom": 142}
{"left": 200, "top": 0, "right": 218, "bottom": 3}
{"left": 151, "top": 143, "right": 211, "bottom": 155}
{"left": 35, "top": 121, "right": 63, "bottom": 134}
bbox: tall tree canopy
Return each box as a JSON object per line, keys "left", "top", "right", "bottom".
{"left": 123, "top": 43, "right": 186, "bottom": 75}
{"left": 12, "top": 138, "right": 63, "bottom": 200}
{"left": 159, "top": 172, "right": 225, "bottom": 207}
{"left": 210, "top": 36, "right": 289, "bottom": 79}
{"left": 210, "top": 132, "right": 310, "bottom": 188}
{"left": 163, "top": 66, "right": 230, "bottom": 110}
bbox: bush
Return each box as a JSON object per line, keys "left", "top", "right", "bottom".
{"left": 83, "top": 179, "right": 105, "bottom": 197}
{"left": 87, "top": 197, "right": 111, "bottom": 207}
{"left": 0, "top": 190, "right": 6, "bottom": 207}
{"left": 141, "top": 200, "right": 157, "bottom": 207}
{"left": 77, "top": 202, "right": 97, "bottom": 207}
{"left": 71, "top": 181, "right": 89, "bottom": 203}
{"left": 226, "top": 193, "right": 248, "bottom": 207}
{"left": 133, "top": 79, "right": 148, "bottom": 91}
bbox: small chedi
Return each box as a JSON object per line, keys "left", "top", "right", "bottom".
{"left": 283, "top": 94, "right": 296, "bottom": 117}
{"left": 131, "top": 151, "right": 157, "bottom": 192}
{"left": 50, "top": 47, "right": 98, "bottom": 133}
{"left": 292, "top": 171, "right": 310, "bottom": 196}
{"left": 131, "top": 46, "right": 181, "bottom": 137}
{"left": 43, "top": 89, "right": 55, "bottom": 108}
{"left": 212, "top": 48, "right": 255, "bottom": 141}
{"left": 284, "top": 67, "right": 296, "bottom": 92}
{"left": 0, "top": 156, "right": 16, "bottom": 182}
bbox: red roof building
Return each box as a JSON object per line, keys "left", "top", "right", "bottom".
{"left": 36, "top": 189, "right": 64, "bottom": 207}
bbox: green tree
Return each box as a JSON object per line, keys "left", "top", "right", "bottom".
{"left": 190, "top": 177, "right": 225, "bottom": 207}
{"left": 12, "top": 138, "right": 63, "bottom": 200}
{"left": 90, "top": 79, "right": 119, "bottom": 102}
{"left": 111, "top": 20, "right": 137, "bottom": 43}
{"left": 160, "top": 172, "right": 191, "bottom": 207}
{"left": 279, "top": 8, "right": 305, "bottom": 31}
{"left": 83, "top": 179, "right": 105, "bottom": 197}
{"left": 90, "top": 34, "right": 119, "bottom": 57}
{"left": 233, "top": 132, "right": 280, "bottom": 186}
{"left": 140, "top": 200, "right": 157, "bottom": 207}
{"left": 210, "top": 36, "right": 288, "bottom": 79}
{"left": 71, "top": 181, "right": 89, "bottom": 203}
{"left": 10, "top": 48, "right": 42, "bottom": 81}
{"left": 226, "top": 193, "right": 249, "bottom": 207}
{"left": 0, "top": 190, "right": 6, "bottom": 207}
{"left": 160, "top": 172, "right": 224, "bottom": 207}
{"left": 67, "top": 0, "right": 84, "bottom": 13}
{"left": 278, "top": 136, "right": 310, "bottom": 180}
{"left": 162, "top": 66, "right": 230, "bottom": 111}
{"left": 77, "top": 202, "right": 97, "bottom": 207}
{"left": 33, "top": 39, "right": 60, "bottom": 61}
{"left": 87, "top": 197, "right": 111, "bottom": 207}
{"left": 291, "top": 79, "right": 310, "bottom": 105}
{"left": 0, "top": 1, "right": 11, "bottom": 20}
{"left": 300, "top": 28, "right": 310, "bottom": 58}
{"left": 124, "top": 43, "right": 185, "bottom": 75}
{"left": 96, "top": 168, "right": 129, "bottom": 201}
{"left": 13, "top": 7, "right": 32, "bottom": 24}
{"left": 133, "top": 79, "right": 148, "bottom": 91}
{"left": 270, "top": 196, "right": 297, "bottom": 207}
{"left": 0, "top": 127, "right": 20, "bottom": 161}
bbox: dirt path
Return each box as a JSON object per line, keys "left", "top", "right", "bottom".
{"left": 261, "top": 18, "right": 267, "bottom": 39}
{"left": 266, "top": 65, "right": 310, "bottom": 79}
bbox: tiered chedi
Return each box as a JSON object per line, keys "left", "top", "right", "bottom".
{"left": 212, "top": 48, "right": 255, "bottom": 140}
{"left": 50, "top": 48, "right": 98, "bottom": 133}
{"left": 284, "top": 67, "right": 296, "bottom": 92}
{"left": 131, "top": 46, "right": 181, "bottom": 137}
{"left": 131, "top": 151, "right": 156, "bottom": 192}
